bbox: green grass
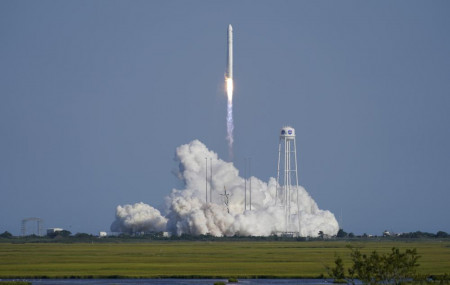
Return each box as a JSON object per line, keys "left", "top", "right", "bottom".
{"left": 0, "top": 241, "right": 449, "bottom": 279}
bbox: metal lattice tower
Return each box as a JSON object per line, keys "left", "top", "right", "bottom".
{"left": 21, "top": 217, "right": 44, "bottom": 236}
{"left": 276, "top": 126, "right": 301, "bottom": 234}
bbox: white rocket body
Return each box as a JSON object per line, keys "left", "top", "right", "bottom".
{"left": 225, "top": 24, "right": 234, "bottom": 158}
{"left": 227, "top": 24, "right": 233, "bottom": 79}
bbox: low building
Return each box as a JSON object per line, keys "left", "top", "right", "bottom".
{"left": 47, "top": 228, "right": 63, "bottom": 235}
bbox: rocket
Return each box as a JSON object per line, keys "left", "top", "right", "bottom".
{"left": 226, "top": 24, "right": 233, "bottom": 79}
{"left": 225, "top": 25, "right": 234, "bottom": 158}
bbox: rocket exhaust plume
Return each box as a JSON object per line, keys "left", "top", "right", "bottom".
{"left": 226, "top": 24, "right": 234, "bottom": 159}
{"left": 110, "top": 140, "right": 339, "bottom": 237}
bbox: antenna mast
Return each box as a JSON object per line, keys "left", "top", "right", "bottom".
{"left": 220, "top": 186, "right": 231, "bottom": 213}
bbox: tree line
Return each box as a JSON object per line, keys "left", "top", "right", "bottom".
{"left": 0, "top": 229, "right": 449, "bottom": 242}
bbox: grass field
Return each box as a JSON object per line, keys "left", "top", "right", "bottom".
{"left": 0, "top": 240, "right": 449, "bottom": 279}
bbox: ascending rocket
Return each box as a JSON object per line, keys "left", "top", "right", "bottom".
{"left": 225, "top": 24, "right": 234, "bottom": 158}
{"left": 226, "top": 24, "right": 233, "bottom": 79}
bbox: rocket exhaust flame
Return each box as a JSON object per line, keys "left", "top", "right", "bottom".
{"left": 226, "top": 77, "right": 234, "bottom": 101}
{"left": 226, "top": 24, "right": 234, "bottom": 159}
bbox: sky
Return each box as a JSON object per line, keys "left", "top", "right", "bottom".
{"left": 1, "top": 0, "right": 449, "bottom": 236}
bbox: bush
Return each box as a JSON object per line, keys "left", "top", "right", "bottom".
{"left": 328, "top": 247, "right": 420, "bottom": 285}
{"left": 228, "top": 277, "right": 238, "bottom": 282}
{"left": 0, "top": 231, "right": 13, "bottom": 238}
{"left": 214, "top": 282, "right": 226, "bottom": 285}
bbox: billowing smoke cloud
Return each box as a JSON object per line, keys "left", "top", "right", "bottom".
{"left": 111, "top": 140, "right": 339, "bottom": 237}
{"left": 110, "top": 202, "right": 167, "bottom": 234}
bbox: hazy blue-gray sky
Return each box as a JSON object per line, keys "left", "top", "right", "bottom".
{"left": 1, "top": 1, "right": 449, "bottom": 236}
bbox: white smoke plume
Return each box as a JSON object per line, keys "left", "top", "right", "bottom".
{"left": 225, "top": 78, "right": 234, "bottom": 158}
{"left": 110, "top": 202, "right": 167, "bottom": 234}
{"left": 226, "top": 98, "right": 234, "bottom": 158}
{"left": 111, "top": 140, "right": 339, "bottom": 237}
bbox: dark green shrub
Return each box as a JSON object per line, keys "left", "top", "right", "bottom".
{"left": 328, "top": 247, "right": 420, "bottom": 285}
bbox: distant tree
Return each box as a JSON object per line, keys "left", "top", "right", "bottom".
{"left": 399, "top": 231, "right": 436, "bottom": 238}
{"left": 0, "top": 231, "right": 13, "bottom": 238}
{"left": 348, "top": 233, "right": 355, "bottom": 238}
{"left": 318, "top": 231, "right": 324, "bottom": 239}
{"left": 74, "top": 232, "right": 92, "bottom": 238}
{"left": 48, "top": 230, "right": 71, "bottom": 238}
{"left": 176, "top": 233, "right": 196, "bottom": 240}
{"left": 436, "top": 231, "right": 449, "bottom": 238}
{"left": 336, "top": 229, "right": 348, "bottom": 238}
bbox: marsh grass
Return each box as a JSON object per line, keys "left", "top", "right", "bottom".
{"left": 0, "top": 241, "right": 449, "bottom": 279}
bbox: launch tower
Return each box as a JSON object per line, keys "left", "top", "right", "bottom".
{"left": 21, "top": 217, "right": 44, "bottom": 236}
{"left": 276, "top": 126, "right": 301, "bottom": 234}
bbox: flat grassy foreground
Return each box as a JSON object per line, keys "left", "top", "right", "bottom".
{"left": 0, "top": 241, "right": 449, "bottom": 279}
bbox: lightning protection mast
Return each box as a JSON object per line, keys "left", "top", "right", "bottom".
{"left": 276, "top": 126, "right": 301, "bottom": 235}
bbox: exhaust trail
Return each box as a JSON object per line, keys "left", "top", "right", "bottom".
{"left": 226, "top": 24, "right": 234, "bottom": 159}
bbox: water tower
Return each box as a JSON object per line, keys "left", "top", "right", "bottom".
{"left": 276, "top": 126, "right": 301, "bottom": 234}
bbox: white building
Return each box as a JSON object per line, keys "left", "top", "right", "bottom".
{"left": 47, "top": 228, "right": 64, "bottom": 235}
